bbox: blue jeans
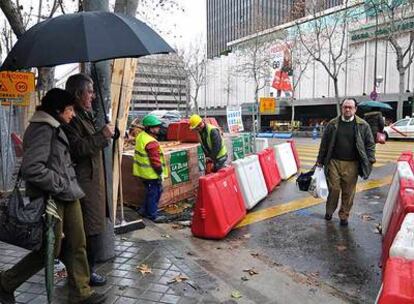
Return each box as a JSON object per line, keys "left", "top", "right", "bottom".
{"left": 140, "top": 179, "right": 163, "bottom": 220}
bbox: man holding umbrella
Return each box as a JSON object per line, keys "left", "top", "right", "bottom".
{"left": 64, "top": 73, "right": 114, "bottom": 287}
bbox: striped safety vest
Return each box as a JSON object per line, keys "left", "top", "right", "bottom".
{"left": 201, "top": 124, "right": 227, "bottom": 160}
{"left": 133, "top": 131, "right": 168, "bottom": 179}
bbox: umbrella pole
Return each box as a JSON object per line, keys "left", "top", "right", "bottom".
{"left": 92, "top": 63, "right": 110, "bottom": 124}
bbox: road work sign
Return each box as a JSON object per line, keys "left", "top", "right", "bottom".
{"left": 0, "top": 71, "right": 35, "bottom": 106}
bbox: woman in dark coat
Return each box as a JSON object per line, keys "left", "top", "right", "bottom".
{"left": 0, "top": 89, "right": 106, "bottom": 304}
{"left": 364, "top": 110, "right": 385, "bottom": 141}
{"left": 63, "top": 74, "right": 114, "bottom": 286}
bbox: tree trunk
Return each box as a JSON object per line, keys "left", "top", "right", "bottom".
{"left": 397, "top": 71, "right": 405, "bottom": 120}
{"left": 333, "top": 78, "right": 340, "bottom": 116}
{"left": 114, "top": 0, "right": 138, "bottom": 15}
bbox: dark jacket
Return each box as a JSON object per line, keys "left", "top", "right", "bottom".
{"left": 317, "top": 115, "right": 376, "bottom": 179}
{"left": 199, "top": 126, "right": 222, "bottom": 160}
{"left": 62, "top": 109, "right": 109, "bottom": 236}
{"left": 22, "top": 111, "right": 84, "bottom": 201}
{"left": 364, "top": 111, "right": 385, "bottom": 139}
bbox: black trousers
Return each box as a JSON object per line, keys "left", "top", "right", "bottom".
{"left": 86, "top": 234, "right": 100, "bottom": 273}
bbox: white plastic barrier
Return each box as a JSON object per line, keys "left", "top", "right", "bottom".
{"left": 232, "top": 154, "right": 267, "bottom": 210}
{"left": 273, "top": 143, "right": 297, "bottom": 180}
{"left": 390, "top": 213, "right": 414, "bottom": 259}
{"left": 382, "top": 161, "right": 414, "bottom": 235}
{"left": 255, "top": 138, "right": 269, "bottom": 153}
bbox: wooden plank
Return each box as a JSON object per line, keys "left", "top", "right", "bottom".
{"left": 111, "top": 58, "right": 138, "bottom": 222}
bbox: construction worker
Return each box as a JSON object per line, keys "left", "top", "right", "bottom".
{"left": 133, "top": 114, "right": 168, "bottom": 223}
{"left": 189, "top": 114, "right": 228, "bottom": 172}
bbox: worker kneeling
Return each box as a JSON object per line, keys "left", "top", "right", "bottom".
{"left": 189, "top": 114, "right": 228, "bottom": 172}
{"left": 133, "top": 114, "right": 168, "bottom": 223}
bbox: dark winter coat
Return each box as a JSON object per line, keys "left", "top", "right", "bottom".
{"left": 62, "top": 109, "right": 109, "bottom": 236}
{"left": 364, "top": 111, "right": 385, "bottom": 139}
{"left": 22, "top": 111, "right": 84, "bottom": 201}
{"left": 317, "top": 115, "right": 376, "bottom": 179}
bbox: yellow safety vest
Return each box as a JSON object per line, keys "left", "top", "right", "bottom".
{"left": 201, "top": 124, "right": 227, "bottom": 160}
{"left": 133, "top": 131, "right": 168, "bottom": 179}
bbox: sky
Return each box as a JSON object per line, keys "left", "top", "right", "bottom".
{"left": 0, "top": 0, "right": 206, "bottom": 83}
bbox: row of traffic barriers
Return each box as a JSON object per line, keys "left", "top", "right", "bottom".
{"left": 191, "top": 139, "right": 299, "bottom": 239}
{"left": 377, "top": 152, "right": 414, "bottom": 303}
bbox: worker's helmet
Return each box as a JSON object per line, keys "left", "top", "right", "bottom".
{"left": 189, "top": 114, "right": 203, "bottom": 129}
{"left": 142, "top": 114, "right": 162, "bottom": 127}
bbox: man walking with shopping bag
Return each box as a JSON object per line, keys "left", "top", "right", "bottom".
{"left": 316, "top": 98, "right": 375, "bottom": 226}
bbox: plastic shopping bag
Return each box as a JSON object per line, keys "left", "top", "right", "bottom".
{"left": 308, "top": 167, "right": 328, "bottom": 200}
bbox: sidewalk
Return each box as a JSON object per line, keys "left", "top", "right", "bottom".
{"left": 0, "top": 235, "right": 220, "bottom": 304}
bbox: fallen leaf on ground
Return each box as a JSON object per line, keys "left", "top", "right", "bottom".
{"left": 243, "top": 268, "right": 259, "bottom": 276}
{"left": 171, "top": 224, "right": 185, "bottom": 230}
{"left": 250, "top": 252, "right": 259, "bottom": 257}
{"left": 375, "top": 223, "right": 382, "bottom": 234}
{"left": 243, "top": 233, "right": 251, "bottom": 239}
{"left": 121, "top": 237, "right": 128, "bottom": 241}
{"left": 241, "top": 276, "right": 249, "bottom": 281}
{"left": 361, "top": 214, "right": 374, "bottom": 221}
{"left": 167, "top": 274, "right": 189, "bottom": 284}
{"left": 336, "top": 245, "right": 347, "bottom": 252}
{"left": 231, "top": 290, "right": 242, "bottom": 299}
{"left": 136, "top": 264, "right": 152, "bottom": 275}
{"left": 216, "top": 246, "right": 222, "bottom": 250}
{"left": 187, "top": 251, "right": 194, "bottom": 256}
{"left": 161, "top": 234, "right": 171, "bottom": 238}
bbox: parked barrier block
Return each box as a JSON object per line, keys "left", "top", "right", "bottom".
{"left": 273, "top": 143, "right": 297, "bottom": 180}
{"left": 382, "top": 179, "right": 414, "bottom": 272}
{"left": 191, "top": 166, "right": 246, "bottom": 239}
{"left": 177, "top": 119, "right": 199, "bottom": 143}
{"left": 257, "top": 148, "right": 281, "bottom": 193}
{"left": 167, "top": 122, "right": 180, "bottom": 141}
{"left": 390, "top": 213, "right": 414, "bottom": 260}
{"left": 378, "top": 257, "right": 414, "bottom": 304}
{"left": 233, "top": 155, "right": 268, "bottom": 209}
{"left": 382, "top": 161, "right": 414, "bottom": 235}
{"left": 255, "top": 138, "right": 269, "bottom": 152}
{"left": 398, "top": 151, "right": 414, "bottom": 171}
{"left": 288, "top": 139, "right": 300, "bottom": 171}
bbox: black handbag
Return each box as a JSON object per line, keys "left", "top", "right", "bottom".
{"left": 0, "top": 128, "right": 55, "bottom": 250}
{"left": 0, "top": 174, "right": 45, "bottom": 251}
{"left": 296, "top": 168, "right": 316, "bottom": 192}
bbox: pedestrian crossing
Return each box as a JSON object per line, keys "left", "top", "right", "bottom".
{"left": 296, "top": 140, "right": 414, "bottom": 170}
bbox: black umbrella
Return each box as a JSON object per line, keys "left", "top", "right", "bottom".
{"left": 0, "top": 11, "right": 174, "bottom": 125}
{"left": 1, "top": 11, "right": 174, "bottom": 70}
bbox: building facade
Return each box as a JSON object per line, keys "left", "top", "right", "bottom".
{"left": 201, "top": 2, "right": 414, "bottom": 128}
{"left": 207, "top": 0, "right": 342, "bottom": 58}
{"left": 130, "top": 54, "right": 188, "bottom": 113}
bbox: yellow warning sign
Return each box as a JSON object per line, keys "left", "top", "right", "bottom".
{"left": 259, "top": 97, "right": 276, "bottom": 113}
{"left": 0, "top": 71, "right": 35, "bottom": 106}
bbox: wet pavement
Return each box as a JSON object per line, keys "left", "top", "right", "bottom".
{"left": 1, "top": 138, "right": 412, "bottom": 303}
{"left": 0, "top": 238, "right": 220, "bottom": 304}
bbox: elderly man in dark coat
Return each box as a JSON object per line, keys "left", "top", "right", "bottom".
{"left": 63, "top": 73, "right": 114, "bottom": 286}
{"left": 317, "top": 98, "right": 375, "bottom": 227}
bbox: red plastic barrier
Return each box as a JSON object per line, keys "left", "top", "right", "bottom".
{"left": 378, "top": 257, "right": 414, "bottom": 303}
{"left": 288, "top": 139, "right": 300, "bottom": 171}
{"left": 177, "top": 119, "right": 199, "bottom": 143}
{"left": 382, "top": 179, "right": 414, "bottom": 273}
{"left": 257, "top": 148, "right": 281, "bottom": 193}
{"left": 398, "top": 151, "right": 414, "bottom": 171}
{"left": 204, "top": 117, "right": 219, "bottom": 127}
{"left": 11, "top": 132, "right": 23, "bottom": 157}
{"left": 167, "top": 122, "right": 180, "bottom": 141}
{"left": 191, "top": 166, "right": 246, "bottom": 239}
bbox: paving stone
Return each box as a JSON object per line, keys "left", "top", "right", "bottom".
{"left": 139, "top": 291, "right": 163, "bottom": 301}
{"left": 160, "top": 294, "right": 181, "bottom": 304}
{"left": 115, "top": 296, "right": 138, "bottom": 304}
{"left": 15, "top": 292, "right": 38, "bottom": 303}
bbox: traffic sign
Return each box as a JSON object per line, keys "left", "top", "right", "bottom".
{"left": 0, "top": 71, "right": 35, "bottom": 106}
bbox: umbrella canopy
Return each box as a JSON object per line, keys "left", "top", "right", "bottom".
{"left": 358, "top": 100, "right": 392, "bottom": 110}
{"left": 1, "top": 11, "right": 174, "bottom": 70}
